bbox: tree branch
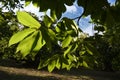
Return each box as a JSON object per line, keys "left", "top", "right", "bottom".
{"left": 72, "top": 0, "right": 88, "bottom": 26}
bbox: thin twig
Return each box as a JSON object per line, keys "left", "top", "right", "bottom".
{"left": 72, "top": 0, "right": 88, "bottom": 26}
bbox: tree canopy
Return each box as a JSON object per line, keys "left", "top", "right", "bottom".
{"left": 0, "top": 0, "right": 120, "bottom": 72}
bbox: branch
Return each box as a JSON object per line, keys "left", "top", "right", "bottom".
{"left": 72, "top": 1, "right": 88, "bottom": 26}
{"left": 72, "top": 11, "right": 85, "bottom": 26}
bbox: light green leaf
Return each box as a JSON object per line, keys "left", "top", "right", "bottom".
{"left": 64, "top": 45, "right": 72, "bottom": 57}
{"left": 62, "top": 63, "right": 68, "bottom": 69}
{"left": 70, "top": 43, "right": 78, "bottom": 53}
{"left": 55, "top": 26, "right": 61, "bottom": 32}
{"left": 48, "top": 29, "right": 56, "bottom": 41}
{"left": 82, "top": 61, "right": 88, "bottom": 68}
{"left": 48, "top": 60, "right": 56, "bottom": 72}
{"left": 17, "top": 11, "right": 41, "bottom": 29}
{"left": 62, "top": 35, "right": 72, "bottom": 48}
{"left": 56, "top": 58, "right": 61, "bottom": 69}
{"left": 50, "top": 10, "right": 57, "bottom": 22}
{"left": 9, "top": 28, "right": 35, "bottom": 46}
{"left": 16, "top": 31, "right": 39, "bottom": 57}
{"left": 38, "top": 59, "right": 49, "bottom": 69}
{"left": 25, "top": 1, "right": 31, "bottom": 6}
{"left": 33, "top": 31, "right": 46, "bottom": 51}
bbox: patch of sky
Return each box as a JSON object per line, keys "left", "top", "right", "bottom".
{"left": 107, "top": 0, "right": 116, "bottom": 6}
{"left": 62, "top": 1, "right": 92, "bottom": 31}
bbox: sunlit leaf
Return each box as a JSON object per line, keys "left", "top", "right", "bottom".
{"left": 16, "top": 31, "right": 39, "bottom": 57}
{"left": 48, "top": 60, "right": 56, "bottom": 72}
{"left": 48, "top": 29, "right": 56, "bottom": 41}
{"left": 9, "top": 28, "right": 35, "bottom": 46}
{"left": 70, "top": 43, "right": 78, "bottom": 53}
{"left": 56, "top": 58, "right": 61, "bottom": 69}
{"left": 33, "top": 31, "right": 46, "bottom": 52}
{"left": 62, "top": 35, "right": 72, "bottom": 48}
{"left": 17, "top": 11, "right": 41, "bottom": 29}
{"left": 82, "top": 61, "right": 88, "bottom": 68}
{"left": 64, "top": 45, "right": 72, "bottom": 57}
{"left": 55, "top": 26, "right": 61, "bottom": 32}
{"left": 25, "top": 1, "right": 31, "bottom": 6}
{"left": 50, "top": 10, "right": 57, "bottom": 22}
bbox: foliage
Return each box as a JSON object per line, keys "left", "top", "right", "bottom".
{"left": 0, "top": 0, "right": 22, "bottom": 11}
{"left": 9, "top": 11, "right": 97, "bottom": 72}
{"left": 0, "top": 0, "right": 119, "bottom": 72}
{"left": 0, "top": 10, "right": 19, "bottom": 59}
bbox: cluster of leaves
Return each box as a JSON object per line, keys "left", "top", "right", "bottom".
{"left": 0, "top": 0, "right": 23, "bottom": 11}
{"left": 91, "top": 0, "right": 120, "bottom": 71}
{"left": 0, "top": 9, "right": 19, "bottom": 59}
{"left": 1, "top": 0, "right": 120, "bottom": 72}
{"left": 9, "top": 11, "right": 97, "bottom": 72}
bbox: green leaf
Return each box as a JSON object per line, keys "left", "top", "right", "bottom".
{"left": 43, "top": 15, "right": 53, "bottom": 27}
{"left": 17, "top": 11, "right": 41, "bottom": 29}
{"left": 55, "top": 26, "right": 61, "bottom": 32}
{"left": 40, "top": 27, "right": 52, "bottom": 51}
{"left": 85, "top": 46, "right": 93, "bottom": 55}
{"left": 82, "top": 61, "right": 88, "bottom": 68}
{"left": 9, "top": 28, "right": 35, "bottom": 46}
{"left": 62, "top": 35, "right": 72, "bottom": 48}
{"left": 25, "top": 1, "right": 31, "bottom": 6}
{"left": 33, "top": 31, "right": 46, "bottom": 52}
{"left": 70, "top": 43, "right": 78, "bottom": 53}
{"left": 48, "top": 60, "right": 56, "bottom": 72}
{"left": 56, "top": 58, "right": 61, "bottom": 69}
{"left": 16, "top": 31, "right": 39, "bottom": 57}
{"left": 61, "top": 56, "right": 69, "bottom": 65}
{"left": 85, "top": 42, "right": 99, "bottom": 55}
{"left": 50, "top": 10, "right": 57, "bottom": 22}
{"left": 64, "top": 45, "right": 72, "bottom": 57}
{"left": 48, "top": 29, "right": 56, "bottom": 41}
{"left": 38, "top": 59, "right": 49, "bottom": 69}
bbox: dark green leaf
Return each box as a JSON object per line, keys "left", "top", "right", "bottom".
{"left": 43, "top": 15, "right": 53, "bottom": 27}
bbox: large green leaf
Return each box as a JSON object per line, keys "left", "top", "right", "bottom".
{"left": 9, "top": 28, "right": 35, "bottom": 46}
{"left": 16, "top": 31, "right": 39, "bottom": 57}
{"left": 62, "top": 35, "right": 72, "bottom": 48}
{"left": 17, "top": 11, "right": 41, "bottom": 29}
